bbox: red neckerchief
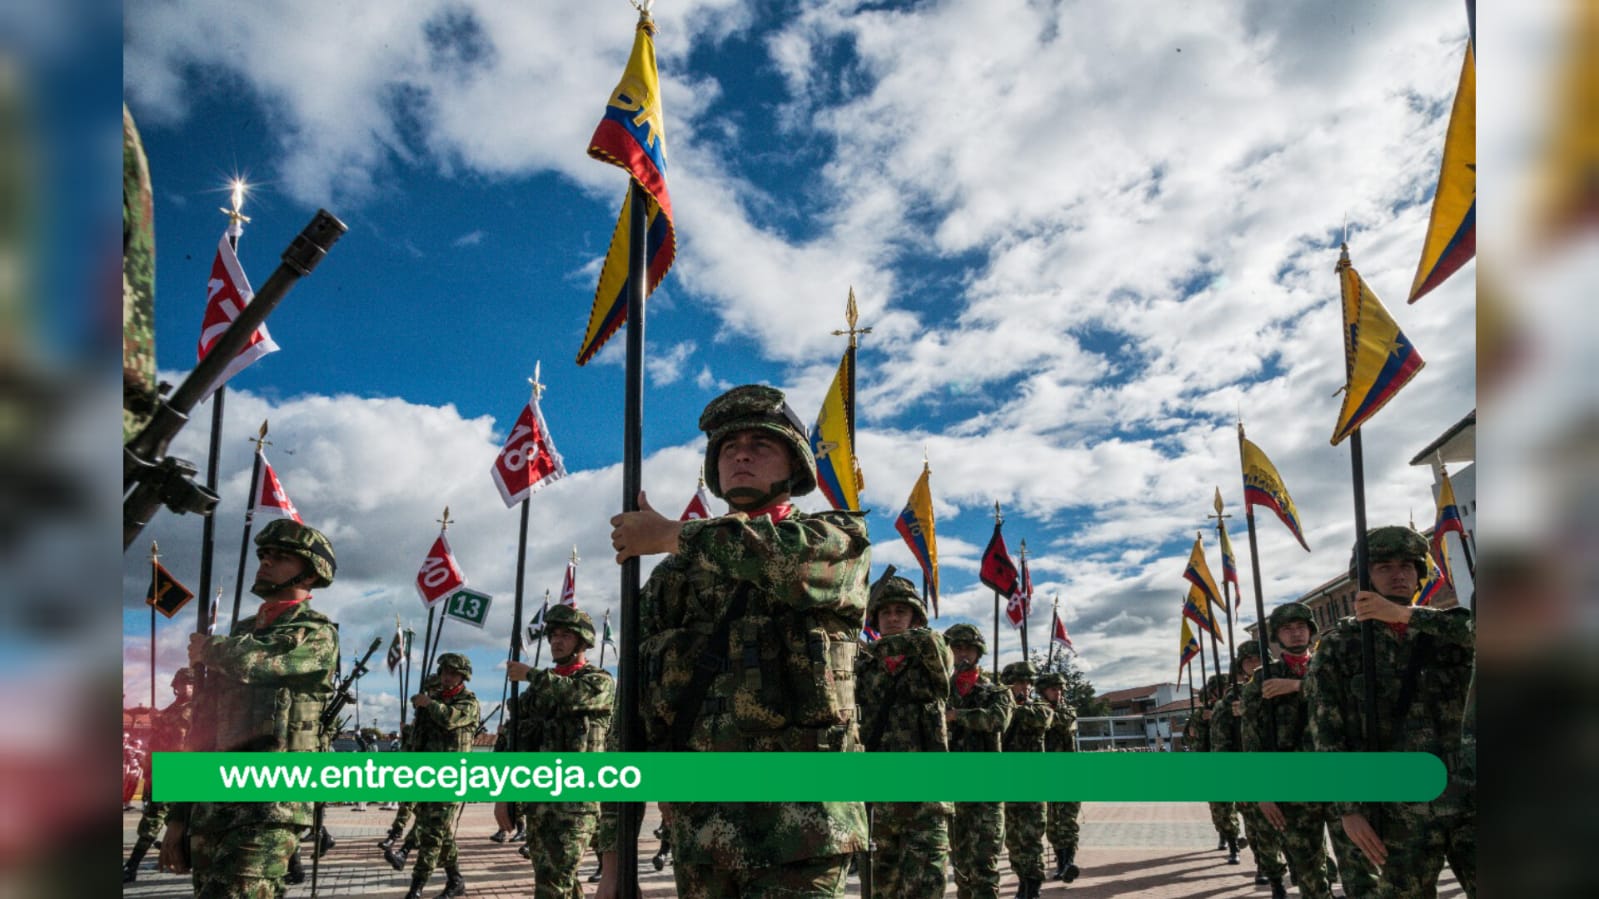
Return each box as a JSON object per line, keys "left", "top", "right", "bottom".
{"left": 255, "top": 597, "right": 309, "bottom": 629}
{"left": 954, "top": 668, "right": 981, "bottom": 697}
{"left": 1282, "top": 651, "right": 1310, "bottom": 678}
{"left": 553, "top": 660, "right": 585, "bottom": 677}
{"left": 1386, "top": 621, "right": 1409, "bottom": 640}
{"left": 746, "top": 503, "right": 794, "bottom": 523}
{"left": 438, "top": 683, "right": 464, "bottom": 701}
{"left": 883, "top": 655, "right": 906, "bottom": 675}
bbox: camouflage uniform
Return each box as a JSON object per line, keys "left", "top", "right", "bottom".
{"left": 407, "top": 654, "right": 479, "bottom": 897}
{"left": 125, "top": 669, "right": 194, "bottom": 882}
{"left": 1192, "top": 674, "right": 1241, "bottom": 848}
{"left": 1211, "top": 643, "right": 1285, "bottom": 878}
{"left": 945, "top": 624, "right": 1014, "bottom": 899}
{"left": 1038, "top": 673, "right": 1082, "bottom": 881}
{"left": 600, "top": 385, "right": 871, "bottom": 898}
{"left": 1001, "top": 662, "right": 1053, "bottom": 896}
{"left": 123, "top": 104, "right": 158, "bottom": 442}
{"left": 854, "top": 571, "right": 953, "bottom": 899}
{"left": 512, "top": 606, "right": 615, "bottom": 899}
{"left": 1305, "top": 526, "right": 1476, "bottom": 898}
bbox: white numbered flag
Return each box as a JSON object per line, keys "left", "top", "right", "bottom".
{"left": 415, "top": 534, "right": 466, "bottom": 609}
{"left": 197, "top": 233, "right": 278, "bottom": 401}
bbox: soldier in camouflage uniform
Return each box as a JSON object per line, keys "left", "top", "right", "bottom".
{"left": 124, "top": 667, "right": 194, "bottom": 883}
{"left": 1305, "top": 526, "right": 1476, "bottom": 898}
{"left": 378, "top": 722, "right": 418, "bottom": 851}
{"left": 504, "top": 604, "right": 615, "bottom": 898}
{"left": 123, "top": 104, "right": 159, "bottom": 442}
{"left": 598, "top": 384, "right": 871, "bottom": 898}
{"left": 944, "top": 623, "right": 1014, "bottom": 899}
{"left": 158, "top": 519, "right": 339, "bottom": 899}
{"left": 855, "top": 568, "right": 953, "bottom": 899}
{"left": 488, "top": 720, "right": 527, "bottom": 846}
{"left": 1210, "top": 641, "right": 1286, "bottom": 882}
{"left": 1191, "top": 673, "right": 1243, "bottom": 855}
{"left": 395, "top": 653, "right": 479, "bottom": 899}
{"left": 1037, "top": 672, "right": 1081, "bottom": 882}
{"left": 1244, "top": 602, "right": 1378, "bottom": 899}
{"left": 1001, "top": 662, "right": 1053, "bottom": 899}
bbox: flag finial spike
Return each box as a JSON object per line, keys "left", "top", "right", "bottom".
{"left": 220, "top": 178, "right": 251, "bottom": 230}
{"left": 150, "top": 540, "right": 159, "bottom": 560}
{"left": 249, "top": 420, "right": 271, "bottom": 451}
{"left": 529, "top": 362, "right": 545, "bottom": 401}
{"left": 570, "top": 545, "right": 580, "bottom": 564}
{"left": 438, "top": 507, "right": 454, "bottom": 531}
{"left": 831, "top": 286, "right": 872, "bottom": 348}
{"left": 993, "top": 501, "right": 1003, "bottom": 524}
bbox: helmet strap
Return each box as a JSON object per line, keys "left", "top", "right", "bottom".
{"left": 250, "top": 571, "right": 311, "bottom": 600}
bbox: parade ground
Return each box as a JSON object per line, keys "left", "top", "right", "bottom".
{"left": 123, "top": 801, "right": 1464, "bottom": 897}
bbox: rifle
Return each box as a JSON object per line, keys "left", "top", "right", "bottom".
{"left": 476, "top": 702, "right": 504, "bottom": 737}
{"left": 123, "top": 209, "right": 346, "bottom": 551}
{"left": 310, "top": 636, "right": 381, "bottom": 898}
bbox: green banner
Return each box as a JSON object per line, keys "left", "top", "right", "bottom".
{"left": 154, "top": 752, "right": 1445, "bottom": 803}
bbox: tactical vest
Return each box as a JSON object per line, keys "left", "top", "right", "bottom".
{"left": 517, "top": 668, "right": 613, "bottom": 753}
{"left": 202, "top": 609, "right": 335, "bottom": 753}
{"left": 415, "top": 690, "right": 479, "bottom": 754}
{"left": 948, "top": 678, "right": 1008, "bottom": 753}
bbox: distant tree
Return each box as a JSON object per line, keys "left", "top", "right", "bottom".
{"left": 1028, "top": 650, "right": 1109, "bottom": 717}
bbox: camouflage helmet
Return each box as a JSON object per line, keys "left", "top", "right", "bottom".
{"left": 254, "top": 518, "right": 337, "bottom": 588}
{"left": 943, "top": 623, "right": 986, "bottom": 654}
{"left": 867, "top": 565, "right": 928, "bottom": 629}
{"left": 1000, "top": 661, "right": 1038, "bottom": 684}
{"left": 1036, "top": 672, "right": 1067, "bottom": 691}
{"left": 1205, "top": 673, "right": 1229, "bottom": 700}
{"left": 1267, "top": 602, "right": 1317, "bottom": 642}
{"left": 171, "top": 667, "right": 195, "bottom": 688}
{"left": 1349, "top": 525, "right": 1429, "bottom": 583}
{"left": 699, "top": 385, "right": 817, "bottom": 504}
{"left": 543, "top": 604, "right": 597, "bottom": 650}
{"left": 435, "top": 652, "right": 472, "bottom": 680}
{"left": 1231, "top": 640, "right": 1263, "bottom": 678}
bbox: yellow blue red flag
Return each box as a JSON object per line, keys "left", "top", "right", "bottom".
{"left": 1178, "top": 619, "right": 1201, "bottom": 678}
{"left": 1240, "top": 428, "right": 1311, "bottom": 551}
{"left": 810, "top": 347, "right": 864, "bottom": 511}
{"left": 1408, "top": 31, "right": 1475, "bottom": 302}
{"left": 1183, "top": 583, "right": 1221, "bottom": 641}
{"left": 894, "top": 462, "right": 939, "bottom": 616}
{"left": 1183, "top": 534, "right": 1226, "bottom": 619}
{"left": 579, "top": 12, "right": 676, "bottom": 365}
{"left": 1331, "top": 246, "right": 1425, "bottom": 445}
{"left": 1430, "top": 468, "right": 1468, "bottom": 586}
{"left": 1213, "top": 487, "right": 1241, "bottom": 589}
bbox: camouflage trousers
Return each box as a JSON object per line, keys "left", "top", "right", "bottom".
{"left": 1265, "top": 802, "right": 1373, "bottom": 899}
{"left": 674, "top": 851, "right": 850, "bottom": 898}
{"left": 526, "top": 804, "right": 599, "bottom": 899}
{"left": 1239, "top": 801, "right": 1286, "bottom": 879}
{"left": 1003, "top": 801, "right": 1048, "bottom": 881}
{"left": 189, "top": 823, "right": 299, "bottom": 899}
{"left": 411, "top": 801, "right": 463, "bottom": 879}
{"left": 870, "top": 801, "right": 950, "bottom": 899}
{"left": 1365, "top": 797, "right": 1475, "bottom": 898}
{"left": 951, "top": 802, "right": 1005, "bottom": 899}
{"left": 136, "top": 801, "right": 170, "bottom": 841}
{"left": 1046, "top": 801, "right": 1081, "bottom": 859}
{"left": 387, "top": 801, "right": 415, "bottom": 835}
{"left": 1207, "top": 801, "right": 1240, "bottom": 841}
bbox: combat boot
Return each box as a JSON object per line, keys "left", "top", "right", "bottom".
{"left": 1061, "top": 854, "right": 1080, "bottom": 883}
{"left": 1217, "top": 834, "right": 1227, "bottom": 851}
{"left": 385, "top": 844, "right": 411, "bottom": 871}
{"left": 489, "top": 828, "right": 509, "bottom": 843}
{"left": 518, "top": 844, "right": 531, "bottom": 860}
{"left": 510, "top": 823, "right": 525, "bottom": 843}
{"left": 1254, "top": 868, "right": 1270, "bottom": 885}
{"left": 436, "top": 865, "right": 466, "bottom": 898}
{"left": 379, "top": 823, "right": 405, "bottom": 850}
{"left": 1226, "top": 837, "right": 1241, "bottom": 865}
{"left": 285, "top": 849, "right": 306, "bottom": 885}
{"left": 123, "top": 836, "right": 154, "bottom": 883}
{"left": 652, "top": 846, "right": 670, "bottom": 871}
{"left": 403, "top": 871, "right": 429, "bottom": 899}
{"left": 1269, "top": 877, "right": 1287, "bottom": 899}
{"left": 316, "top": 825, "right": 336, "bottom": 857}
{"left": 588, "top": 856, "right": 604, "bottom": 882}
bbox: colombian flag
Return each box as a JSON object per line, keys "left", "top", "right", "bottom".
{"left": 810, "top": 347, "right": 864, "bottom": 511}
{"left": 1431, "top": 470, "right": 1468, "bottom": 586}
{"left": 1409, "top": 35, "right": 1475, "bottom": 302}
{"left": 1183, "top": 583, "right": 1222, "bottom": 640}
{"left": 579, "top": 12, "right": 676, "bottom": 365}
{"left": 1240, "top": 428, "right": 1311, "bottom": 551}
{"left": 1332, "top": 246, "right": 1425, "bottom": 445}
{"left": 1183, "top": 534, "right": 1226, "bottom": 619}
{"left": 894, "top": 463, "right": 939, "bottom": 616}
{"left": 1178, "top": 619, "right": 1201, "bottom": 677}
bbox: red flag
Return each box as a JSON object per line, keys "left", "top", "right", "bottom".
{"left": 415, "top": 534, "right": 465, "bottom": 609}
{"left": 679, "top": 482, "right": 716, "bottom": 521}
{"left": 1051, "top": 611, "right": 1074, "bottom": 652}
{"left": 1005, "top": 555, "right": 1032, "bottom": 627}
{"left": 490, "top": 392, "right": 567, "bottom": 507}
{"left": 197, "top": 233, "right": 278, "bottom": 401}
{"left": 979, "top": 524, "right": 1019, "bottom": 597}
{"left": 256, "top": 451, "right": 303, "bottom": 523}
{"left": 559, "top": 559, "right": 577, "bottom": 608}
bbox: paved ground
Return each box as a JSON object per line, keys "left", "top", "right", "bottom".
{"left": 123, "top": 802, "right": 1465, "bottom": 897}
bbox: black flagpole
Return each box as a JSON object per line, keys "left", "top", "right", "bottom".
{"left": 198, "top": 196, "right": 247, "bottom": 631}
{"left": 1349, "top": 431, "right": 1380, "bottom": 751}
{"left": 509, "top": 496, "right": 530, "bottom": 753}
{"left": 1237, "top": 422, "right": 1277, "bottom": 752}
{"left": 230, "top": 423, "right": 269, "bottom": 628}
{"left": 1017, "top": 541, "right": 1031, "bottom": 660}
{"left": 617, "top": 178, "right": 648, "bottom": 896}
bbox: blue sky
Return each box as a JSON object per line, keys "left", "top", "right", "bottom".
{"left": 123, "top": 0, "right": 1476, "bottom": 730}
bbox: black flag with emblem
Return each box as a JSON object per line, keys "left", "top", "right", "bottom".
{"left": 146, "top": 562, "right": 194, "bottom": 619}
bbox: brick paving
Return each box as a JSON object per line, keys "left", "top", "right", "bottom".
{"left": 124, "top": 802, "right": 1465, "bottom": 897}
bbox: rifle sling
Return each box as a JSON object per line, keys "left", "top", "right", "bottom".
{"left": 669, "top": 582, "right": 755, "bottom": 752}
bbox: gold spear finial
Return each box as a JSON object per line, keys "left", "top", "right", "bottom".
{"left": 1019, "top": 538, "right": 1028, "bottom": 559}
{"left": 1212, "top": 487, "right": 1225, "bottom": 517}
{"left": 570, "top": 545, "right": 580, "bottom": 565}
{"left": 994, "top": 501, "right": 1003, "bottom": 524}
{"left": 529, "top": 362, "right": 546, "bottom": 401}
{"left": 150, "top": 540, "right": 160, "bottom": 561}
{"left": 830, "top": 287, "right": 873, "bottom": 348}
{"left": 220, "top": 178, "right": 252, "bottom": 229}
{"left": 438, "top": 507, "right": 454, "bottom": 531}
{"left": 249, "top": 419, "right": 271, "bottom": 452}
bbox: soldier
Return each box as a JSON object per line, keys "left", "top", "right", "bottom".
{"left": 489, "top": 720, "right": 527, "bottom": 846}
{"left": 1001, "top": 662, "right": 1053, "bottom": 899}
{"left": 124, "top": 667, "right": 194, "bottom": 882}
{"left": 123, "top": 103, "right": 159, "bottom": 442}
{"left": 1244, "top": 602, "right": 1378, "bottom": 899}
{"left": 157, "top": 519, "right": 340, "bottom": 898}
{"left": 943, "top": 623, "right": 1015, "bottom": 899}
{"left": 504, "top": 604, "right": 615, "bottom": 898}
{"left": 599, "top": 384, "right": 871, "bottom": 898}
{"left": 392, "top": 653, "right": 479, "bottom": 899}
{"left": 1304, "top": 526, "right": 1476, "bottom": 898}
{"left": 855, "top": 568, "right": 954, "bottom": 899}
{"left": 1193, "top": 673, "right": 1243, "bottom": 859}
{"left": 379, "top": 722, "right": 418, "bottom": 852}
{"left": 1036, "top": 672, "right": 1082, "bottom": 883}
{"left": 1209, "top": 641, "right": 1286, "bottom": 885}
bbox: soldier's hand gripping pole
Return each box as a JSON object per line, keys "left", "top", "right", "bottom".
{"left": 123, "top": 209, "right": 347, "bottom": 550}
